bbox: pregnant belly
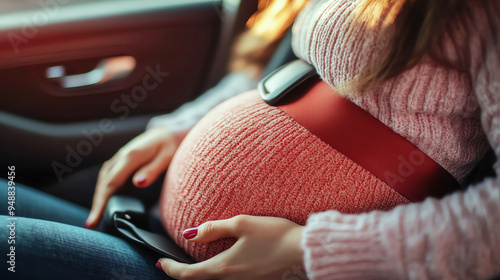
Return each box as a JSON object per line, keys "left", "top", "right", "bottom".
{"left": 159, "top": 90, "right": 408, "bottom": 261}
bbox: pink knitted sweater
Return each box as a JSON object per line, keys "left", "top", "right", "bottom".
{"left": 160, "top": 0, "right": 500, "bottom": 278}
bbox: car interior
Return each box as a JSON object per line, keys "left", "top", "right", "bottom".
{"left": 1, "top": 0, "right": 495, "bottom": 192}
{"left": 0, "top": 0, "right": 498, "bottom": 278}
{"left": 0, "top": 0, "right": 261, "bottom": 188}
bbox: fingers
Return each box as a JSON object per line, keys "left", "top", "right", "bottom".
{"left": 85, "top": 157, "right": 146, "bottom": 228}
{"left": 84, "top": 128, "right": 177, "bottom": 229}
{"left": 85, "top": 184, "right": 111, "bottom": 229}
{"left": 132, "top": 143, "right": 175, "bottom": 188}
{"left": 157, "top": 216, "right": 305, "bottom": 280}
{"left": 157, "top": 258, "right": 221, "bottom": 280}
{"left": 84, "top": 161, "right": 113, "bottom": 229}
{"left": 157, "top": 259, "right": 190, "bottom": 280}
{"left": 185, "top": 215, "right": 248, "bottom": 243}
{"left": 155, "top": 217, "right": 246, "bottom": 279}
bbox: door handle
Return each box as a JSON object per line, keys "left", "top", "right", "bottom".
{"left": 46, "top": 56, "right": 136, "bottom": 89}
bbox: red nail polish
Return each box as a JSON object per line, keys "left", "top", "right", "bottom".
{"left": 84, "top": 221, "right": 90, "bottom": 229}
{"left": 155, "top": 261, "right": 162, "bottom": 270}
{"left": 136, "top": 176, "right": 147, "bottom": 185}
{"left": 183, "top": 228, "right": 198, "bottom": 239}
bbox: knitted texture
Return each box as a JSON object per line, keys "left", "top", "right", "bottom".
{"left": 292, "top": 0, "right": 490, "bottom": 182}
{"left": 160, "top": 0, "right": 500, "bottom": 277}
{"left": 160, "top": 90, "right": 409, "bottom": 261}
{"left": 293, "top": 0, "right": 500, "bottom": 279}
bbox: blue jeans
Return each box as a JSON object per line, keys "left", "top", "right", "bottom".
{"left": 0, "top": 179, "right": 173, "bottom": 280}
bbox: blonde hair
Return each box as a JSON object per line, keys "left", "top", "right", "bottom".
{"left": 350, "top": 0, "right": 500, "bottom": 92}
{"left": 349, "top": 0, "right": 464, "bottom": 91}
{"left": 230, "top": 0, "right": 309, "bottom": 76}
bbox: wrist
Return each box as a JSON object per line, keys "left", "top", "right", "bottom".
{"left": 301, "top": 211, "right": 399, "bottom": 280}
{"left": 172, "top": 130, "right": 189, "bottom": 147}
{"left": 288, "top": 225, "right": 305, "bottom": 265}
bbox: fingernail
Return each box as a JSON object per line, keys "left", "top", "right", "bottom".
{"left": 155, "top": 261, "right": 162, "bottom": 270}
{"left": 85, "top": 220, "right": 96, "bottom": 229}
{"left": 136, "top": 175, "right": 147, "bottom": 185}
{"left": 183, "top": 228, "right": 198, "bottom": 239}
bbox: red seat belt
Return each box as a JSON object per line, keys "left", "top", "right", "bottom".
{"left": 259, "top": 60, "right": 460, "bottom": 202}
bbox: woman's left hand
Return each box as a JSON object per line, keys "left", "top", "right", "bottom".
{"left": 156, "top": 215, "right": 306, "bottom": 280}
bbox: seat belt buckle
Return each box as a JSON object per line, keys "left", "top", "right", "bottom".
{"left": 103, "top": 195, "right": 195, "bottom": 264}
{"left": 258, "top": 60, "right": 318, "bottom": 105}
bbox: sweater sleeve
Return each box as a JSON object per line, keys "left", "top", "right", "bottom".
{"left": 146, "top": 71, "right": 258, "bottom": 134}
{"left": 301, "top": 2, "right": 500, "bottom": 280}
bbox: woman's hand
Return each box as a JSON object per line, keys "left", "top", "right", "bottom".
{"left": 156, "top": 215, "right": 306, "bottom": 280}
{"left": 85, "top": 127, "right": 179, "bottom": 229}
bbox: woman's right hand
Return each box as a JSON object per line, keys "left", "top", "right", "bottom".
{"left": 85, "top": 127, "right": 179, "bottom": 229}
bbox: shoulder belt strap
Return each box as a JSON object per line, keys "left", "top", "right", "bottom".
{"left": 259, "top": 60, "right": 460, "bottom": 202}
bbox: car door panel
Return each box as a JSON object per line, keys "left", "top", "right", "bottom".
{"left": 0, "top": 0, "right": 234, "bottom": 186}
{"left": 0, "top": 0, "right": 221, "bottom": 122}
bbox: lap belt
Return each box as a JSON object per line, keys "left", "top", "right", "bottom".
{"left": 103, "top": 195, "right": 195, "bottom": 263}
{"left": 258, "top": 60, "right": 460, "bottom": 202}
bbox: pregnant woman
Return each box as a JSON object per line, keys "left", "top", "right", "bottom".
{"left": 153, "top": 1, "right": 500, "bottom": 279}
{"left": 2, "top": 0, "right": 500, "bottom": 279}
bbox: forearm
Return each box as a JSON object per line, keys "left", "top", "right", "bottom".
{"left": 147, "top": 71, "right": 259, "bottom": 136}
{"left": 302, "top": 179, "right": 500, "bottom": 280}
